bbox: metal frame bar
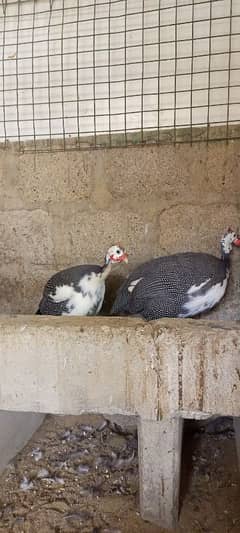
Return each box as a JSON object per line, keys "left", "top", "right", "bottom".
{"left": 0, "top": 0, "right": 239, "bottom": 152}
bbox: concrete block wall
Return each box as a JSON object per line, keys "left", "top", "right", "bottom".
{"left": 0, "top": 140, "right": 240, "bottom": 318}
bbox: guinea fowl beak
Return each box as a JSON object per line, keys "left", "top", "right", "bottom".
{"left": 122, "top": 252, "right": 128, "bottom": 263}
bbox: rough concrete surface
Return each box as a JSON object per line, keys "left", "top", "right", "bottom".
{"left": 138, "top": 416, "right": 183, "bottom": 529}
{"left": 0, "top": 315, "right": 239, "bottom": 420}
{"left": 0, "top": 140, "right": 239, "bottom": 317}
{"left": 152, "top": 318, "right": 240, "bottom": 418}
{"left": 0, "top": 411, "right": 44, "bottom": 474}
{"left": 0, "top": 315, "right": 158, "bottom": 419}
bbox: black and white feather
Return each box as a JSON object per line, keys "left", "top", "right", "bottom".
{"left": 110, "top": 230, "right": 240, "bottom": 321}
{"left": 36, "top": 245, "right": 128, "bottom": 316}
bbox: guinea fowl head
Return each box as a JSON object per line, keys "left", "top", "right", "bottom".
{"left": 105, "top": 244, "right": 128, "bottom": 265}
{"left": 101, "top": 244, "right": 128, "bottom": 280}
{"left": 221, "top": 228, "right": 240, "bottom": 256}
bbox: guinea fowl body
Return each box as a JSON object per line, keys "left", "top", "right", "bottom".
{"left": 111, "top": 231, "right": 240, "bottom": 321}
{"left": 36, "top": 245, "right": 128, "bottom": 316}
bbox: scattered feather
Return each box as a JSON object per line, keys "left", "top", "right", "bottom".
{"left": 37, "top": 468, "right": 49, "bottom": 479}
{"left": 77, "top": 464, "right": 90, "bottom": 474}
{"left": 97, "top": 420, "right": 108, "bottom": 432}
{"left": 112, "top": 450, "right": 135, "bottom": 470}
{"left": 65, "top": 510, "right": 92, "bottom": 522}
{"left": 20, "top": 477, "right": 34, "bottom": 491}
{"left": 79, "top": 424, "right": 94, "bottom": 433}
{"left": 31, "top": 448, "right": 43, "bottom": 462}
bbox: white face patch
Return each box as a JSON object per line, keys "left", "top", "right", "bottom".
{"left": 51, "top": 274, "right": 105, "bottom": 316}
{"left": 221, "top": 232, "right": 236, "bottom": 255}
{"left": 105, "top": 244, "right": 126, "bottom": 264}
{"left": 128, "top": 278, "right": 143, "bottom": 294}
{"left": 179, "top": 276, "right": 228, "bottom": 318}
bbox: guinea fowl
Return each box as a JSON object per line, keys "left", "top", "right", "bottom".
{"left": 111, "top": 229, "right": 240, "bottom": 321}
{"left": 36, "top": 245, "right": 128, "bottom": 316}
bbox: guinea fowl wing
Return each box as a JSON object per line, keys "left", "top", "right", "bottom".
{"left": 43, "top": 265, "right": 102, "bottom": 297}
{"left": 39, "top": 264, "right": 102, "bottom": 315}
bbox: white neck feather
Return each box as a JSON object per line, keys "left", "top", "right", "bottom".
{"left": 221, "top": 233, "right": 234, "bottom": 256}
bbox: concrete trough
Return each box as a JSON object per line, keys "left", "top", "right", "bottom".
{"left": 0, "top": 315, "right": 239, "bottom": 529}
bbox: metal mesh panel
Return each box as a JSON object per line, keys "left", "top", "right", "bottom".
{"left": 0, "top": 0, "right": 240, "bottom": 152}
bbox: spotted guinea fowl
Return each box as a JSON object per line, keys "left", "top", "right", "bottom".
{"left": 110, "top": 229, "right": 240, "bottom": 320}
{"left": 36, "top": 245, "right": 128, "bottom": 316}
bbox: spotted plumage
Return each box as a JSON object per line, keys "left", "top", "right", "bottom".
{"left": 36, "top": 245, "right": 128, "bottom": 316}
{"left": 111, "top": 230, "right": 240, "bottom": 321}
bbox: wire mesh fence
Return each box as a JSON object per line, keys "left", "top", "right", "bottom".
{"left": 0, "top": 0, "right": 240, "bottom": 152}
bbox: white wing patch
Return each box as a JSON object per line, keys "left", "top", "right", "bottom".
{"left": 179, "top": 276, "right": 228, "bottom": 318}
{"left": 50, "top": 285, "right": 74, "bottom": 303}
{"left": 128, "top": 278, "right": 143, "bottom": 294}
{"left": 187, "top": 278, "right": 211, "bottom": 295}
{"left": 64, "top": 285, "right": 105, "bottom": 316}
{"left": 78, "top": 272, "right": 101, "bottom": 293}
{"left": 50, "top": 273, "right": 105, "bottom": 316}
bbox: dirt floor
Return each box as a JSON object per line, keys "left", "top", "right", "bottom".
{"left": 0, "top": 415, "right": 239, "bottom": 533}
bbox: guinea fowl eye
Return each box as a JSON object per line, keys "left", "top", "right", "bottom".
{"left": 116, "top": 249, "right": 121, "bottom": 254}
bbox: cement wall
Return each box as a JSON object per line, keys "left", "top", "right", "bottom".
{"left": 0, "top": 140, "right": 240, "bottom": 318}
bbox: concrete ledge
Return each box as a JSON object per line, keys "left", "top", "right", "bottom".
{"left": 153, "top": 318, "right": 240, "bottom": 418}
{"left": 0, "top": 315, "right": 157, "bottom": 418}
{"left": 0, "top": 411, "right": 44, "bottom": 474}
{"left": 0, "top": 315, "right": 239, "bottom": 419}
